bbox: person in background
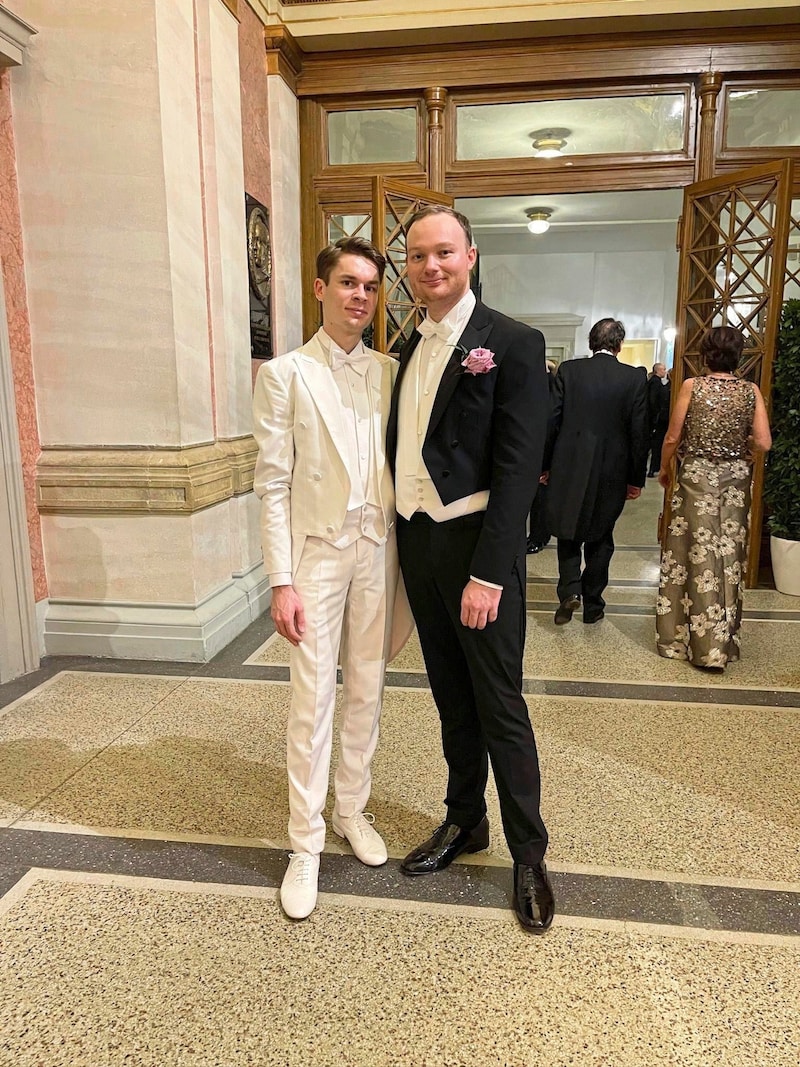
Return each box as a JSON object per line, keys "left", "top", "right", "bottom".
{"left": 656, "top": 326, "right": 771, "bottom": 669}
{"left": 253, "top": 237, "right": 398, "bottom": 920}
{"left": 647, "top": 362, "right": 671, "bottom": 477}
{"left": 544, "top": 318, "right": 649, "bottom": 625}
{"left": 387, "top": 204, "right": 554, "bottom": 935}
{"left": 527, "top": 359, "right": 557, "bottom": 554}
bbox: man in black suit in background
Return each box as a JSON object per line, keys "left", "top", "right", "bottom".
{"left": 545, "top": 318, "right": 649, "bottom": 626}
{"left": 386, "top": 205, "right": 554, "bottom": 934}
{"left": 646, "top": 362, "right": 671, "bottom": 477}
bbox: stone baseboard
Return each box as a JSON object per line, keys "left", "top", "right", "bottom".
{"left": 42, "top": 565, "right": 270, "bottom": 662}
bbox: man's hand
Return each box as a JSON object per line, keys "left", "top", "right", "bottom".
{"left": 539, "top": 471, "right": 550, "bottom": 485}
{"left": 271, "top": 584, "right": 306, "bottom": 646}
{"left": 460, "top": 580, "right": 502, "bottom": 630}
{"left": 625, "top": 485, "right": 642, "bottom": 500}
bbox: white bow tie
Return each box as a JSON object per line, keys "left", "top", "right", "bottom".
{"left": 330, "top": 348, "right": 371, "bottom": 374}
{"left": 417, "top": 318, "right": 451, "bottom": 341}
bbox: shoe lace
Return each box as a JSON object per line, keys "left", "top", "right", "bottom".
{"left": 288, "top": 852, "right": 314, "bottom": 886}
{"left": 350, "top": 812, "right": 376, "bottom": 838}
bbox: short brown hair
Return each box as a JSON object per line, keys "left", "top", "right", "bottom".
{"left": 700, "top": 326, "right": 744, "bottom": 373}
{"left": 404, "top": 205, "right": 474, "bottom": 250}
{"left": 589, "top": 318, "right": 626, "bottom": 353}
{"left": 315, "top": 237, "right": 386, "bottom": 285}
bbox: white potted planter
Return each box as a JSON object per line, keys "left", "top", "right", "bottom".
{"left": 770, "top": 536, "right": 800, "bottom": 596}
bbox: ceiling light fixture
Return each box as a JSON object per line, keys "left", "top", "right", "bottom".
{"left": 526, "top": 208, "right": 552, "bottom": 234}
{"left": 530, "top": 127, "right": 571, "bottom": 159}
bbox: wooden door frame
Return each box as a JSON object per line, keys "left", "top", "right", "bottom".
{"left": 666, "top": 158, "right": 794, "bottom": 586}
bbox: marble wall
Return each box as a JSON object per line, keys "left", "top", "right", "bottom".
{"left": 7, "top": 0, "right": 267, "bottom": 659}
{"left": 0, "top": 69, "right": 45, "bottom": 601}
{"left": 267, "top": 74, "right": 303, "bottom": 356}
{"left": 239, "top": 1, "right": 271, "bottom": 210}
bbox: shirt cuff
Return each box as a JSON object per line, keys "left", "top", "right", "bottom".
{"left": 470, "top": 574, "right": 503, "bottom": 591}
{"left": 269, "top": 572, "right": 293, "bottom": 588}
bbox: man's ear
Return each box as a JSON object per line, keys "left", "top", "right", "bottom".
{"left": 313, "top": 277, "right": 325, "bottom": 302}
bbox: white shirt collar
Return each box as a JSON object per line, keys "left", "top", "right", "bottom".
{"left": 423, "top": 289, "right": 476, "bottom": 341}
{"left": 317, "top": 328, "right": 369, "bottom": 375}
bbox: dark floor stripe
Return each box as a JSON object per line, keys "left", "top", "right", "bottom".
{"left": 0, "top": 829, "right": 796, "bottom": 938}
{"left": 3, "top": 608, "right": 798, "bottom": 712}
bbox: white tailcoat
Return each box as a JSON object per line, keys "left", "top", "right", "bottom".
{"left": 253, "top": 331, "right": 412, "bottom": 661}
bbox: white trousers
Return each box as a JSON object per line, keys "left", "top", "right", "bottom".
{"left": 287, "top": 534, "right": 390, "bottom": 854}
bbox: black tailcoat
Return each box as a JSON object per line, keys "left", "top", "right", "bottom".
{"left": 387, "top": 301, "right": 549, "bottom": 585}
{"left": 387, "top": 301, "right": 551, "bottom": 864}
{"left": 545, "top": 353, "right": 649, "bottom": 542}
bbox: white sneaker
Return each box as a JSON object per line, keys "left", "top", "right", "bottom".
{"left": 280, "top": 852, "right": 319, "bottom": 919}
{"left": 332, "top": 812, "right": 388, "bottom": 867}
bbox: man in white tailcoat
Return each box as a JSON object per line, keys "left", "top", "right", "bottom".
{"left": 253, "top": 237, "right": 399, "bottom": 919}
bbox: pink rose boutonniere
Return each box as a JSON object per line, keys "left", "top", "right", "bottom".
{"left": 461, "top": 347, "right": 497, "bottom": 375}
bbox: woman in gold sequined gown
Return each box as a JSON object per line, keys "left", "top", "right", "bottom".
{"left": 656, "top": 327, "right": 772, "bottom": 669}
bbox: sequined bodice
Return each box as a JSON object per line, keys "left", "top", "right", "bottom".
{"left": 682, "top": 376, "right": 755, "bottom": 461}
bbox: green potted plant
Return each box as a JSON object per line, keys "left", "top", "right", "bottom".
{"left": 764, "top": 297, "right": 800, "bottom": 595}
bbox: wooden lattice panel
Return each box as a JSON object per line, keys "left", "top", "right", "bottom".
{"left": 680, "top": 177, "right": 781, "bottom": 383}
{"left": 667, "top": 159, "right": 795, "bottom": 587}
{"left": 372, "top": 178, "right": 453, "bottom": 354}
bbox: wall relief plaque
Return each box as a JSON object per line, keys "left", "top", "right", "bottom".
{"left": 246, "top": 193, "right": 273, "bottom": 358}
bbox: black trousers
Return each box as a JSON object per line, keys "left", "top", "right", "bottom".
{"left": 556, "top": 529, "right": 616, "bottom": 616}
{"left": 397, "top": 513, "right": 548, "bottom": 865}
{"left": 648, "top": 422, "right": 668, "bottom": 475}
{"left": 528, "top": 484, "right": 551, "bottom": 546}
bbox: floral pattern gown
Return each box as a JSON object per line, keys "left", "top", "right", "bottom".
{"left": 656, "top": 376, "right": 756, "bottom": 668}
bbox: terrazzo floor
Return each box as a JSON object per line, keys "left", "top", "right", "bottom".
{"left": 1, "top": 489, "right": 798, "bottom": 1066}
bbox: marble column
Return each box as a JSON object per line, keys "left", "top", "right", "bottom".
{"left": 11, "top": 0, "right": 266, "bottom": 660}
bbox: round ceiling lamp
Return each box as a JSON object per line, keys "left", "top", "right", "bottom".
{"left": 526, "top": 208, "right": 552, "bottom": 234}
{"left": 530, "top": 127, "right": 571, "bottom": 159}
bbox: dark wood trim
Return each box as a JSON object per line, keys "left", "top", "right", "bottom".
{"left": 314, "top": 174, "right": 427, "bottom": 203}
{"left": 299, "top": 98, "right": 326, "bottom": 336}
{"left": 295, "top": 28, "right": 800, "bottom": 98}
{"left": 265, "top": 25, "right": 303, "bottom": 93}
{"left": 446, "top": 80, "right": 695, "bottom": 108}
{"left": 424, "top": 87, "right": 447, "bottom": 192}
{"left": 696, "top": 71, "right": 723, "bottom": 180}
{"left": 219, "top": 0, "right": 238, "bottom": 19}
{"left": 444, "top": 161, "right": 697, "bottom": 198}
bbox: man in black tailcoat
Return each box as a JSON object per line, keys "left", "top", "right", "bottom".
{"left": 545, "top": 318, "right": 649, "bottom": 625}
{"left": 646, "top": 362, "right": 671, "bottom": 477}
{"left": 386, "top": 205, "right": 554, "bottom": 934}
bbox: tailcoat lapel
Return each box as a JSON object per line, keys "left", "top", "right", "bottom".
{"left": 295, "top": 337, "right": 350, "bottom": 466}
{"left": 425, "top": 303, "right": 493, "bottom": 441}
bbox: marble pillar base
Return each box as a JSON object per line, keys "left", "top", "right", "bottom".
{"left": 41, "top": 564, "right": 269, "bottom": 663}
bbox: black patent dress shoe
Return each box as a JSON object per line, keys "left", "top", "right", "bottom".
{"left": 554, "top": 594, "right": 581, "bottom": 625}
{"left": 400, "top": 816, "right": 489, "bottom": 876}
{"left": 583, "top": 610, "right": 605, "bottom": 624}
{"left": 512, "top": 861, "right": 555, "bottom": 934}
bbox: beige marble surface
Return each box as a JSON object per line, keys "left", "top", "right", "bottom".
{"left": 1, "top": 876, "right": 797, "bottom": 1067}
{"left": 9, "top": 675, "right": 800, "bottom": 881}
{"left": 253, "top": 612, "right": 800, "bottom": 691}
{"left": 0, "top": 673, "right": 186, "bottom": 826}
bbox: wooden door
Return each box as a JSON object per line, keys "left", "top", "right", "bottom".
{"left": 668, "top": 159, "right": 795, "bottom": 585}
